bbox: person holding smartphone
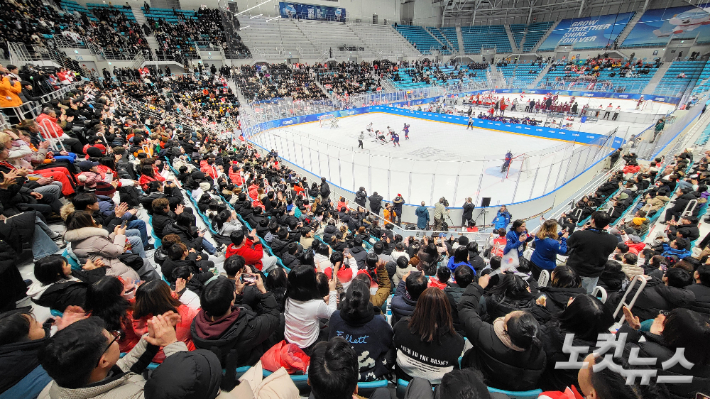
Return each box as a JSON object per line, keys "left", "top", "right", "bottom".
{"left": 529, "top": 220, "right": 568, "bottom": 280}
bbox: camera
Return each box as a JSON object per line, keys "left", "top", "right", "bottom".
{"left": 441, "top": 197, "right": 449, "bottom": 207}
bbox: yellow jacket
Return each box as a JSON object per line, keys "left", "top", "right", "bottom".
{"left": 0, "top": 76, "right": 22, "bottom": 107}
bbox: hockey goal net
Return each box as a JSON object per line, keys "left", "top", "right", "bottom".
{"left": 318, "top": 114, "right": 338, "bottom": 128}
{"left": 505, "top": 153, "right": 532, "bottom": 179}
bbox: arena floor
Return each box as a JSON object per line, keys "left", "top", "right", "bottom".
{"left": 253, "top": 113, "right": 590, "bottom": 206}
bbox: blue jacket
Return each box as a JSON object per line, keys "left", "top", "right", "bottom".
{"left": 530, "top": 236, "right": 567, "bottom": 270}
{"left": 447, "top": 257, "right": 476, "bottom": 275}
{"left": 415, "top": 206, "right": 430, "bottom": 230}
{"left": 493, "top": 210, "right": 512, "bottom": 230}
{"left": 661, "top": 243, "right": 691, "bottom": 259}
{"left": 503, "top": 230, "right": 530, "bottom": 255}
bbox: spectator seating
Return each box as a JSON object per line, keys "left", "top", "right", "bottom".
{"left": 141, "top": 7, "right": 198, "bottom": 23}
{"left": 509, "top": 22, "right": 554, "bottom": 52}
{"left": 692, "top": 61, "right": 710, "bottom": 95}
{"left": 460, "top": 25, "right": 512, "bottom": 54}
{"left": 236, "top": 16, "right": 320, "bottom": 59}
{"left": 349, "top": 24, "right": 420, "bottom": 58}
{"left": 394, "top": 25, "right": 444, "bottom": 55}
{"left": 426, "top": 27, "right": 454, "bottom": 55}
{"left": 654, "top": 60, "right": 706, "bottom": 96}
{"left": 59, "top": 0, "right": 98, "bottom": 21}
{"left": 298, "top": 20, "right": 372, "bottom": 58}
{"left": 86, "top": 3, "right": 137, "bottom": 22}
{"left": 537, "top": 59, "right": 659, "bottom": 93}
{"left": 498, "top": 63, "right": 547, "bottom": 89}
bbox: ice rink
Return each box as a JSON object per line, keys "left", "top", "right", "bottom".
{"left": 250, "top": 113, "right": 608, "bottom": 206}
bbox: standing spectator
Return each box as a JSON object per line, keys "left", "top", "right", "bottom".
{"left": 652, "top": 118, "right": 665, "bottom": 142}
{"left": 415, "top": 201, "right": 429, "bottom": 230}
{"left": 529, "top": 219, "right": 568, "bottom": 279}
{"left": 392, "top": 193, "right": 404, "bottom": 225}
{"left": 566, "top": 211, "right": 619, "bottom": 294}
{"left": 0, "top": 65, "right": 23, "bottom": 123}
{"left": 433, "top": 197, "right": 448, "bottom": 231}
{"left": 355, "top": 187, "right": 367, "bottom": 207}
{"left": 319, "top": 177, "right": 330, "bottom": 201}
{"left": 368, "top": 191, "right": 383, "bottom": 215}
{"left": 462, "top": 197, "right": 475, "bottom": 229}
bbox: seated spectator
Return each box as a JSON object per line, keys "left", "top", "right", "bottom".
{"left": 284, "top": 264, "right": 337, "bottom": 355}
{"left": 538, "top": 295, "right": 613, "bottom": 391}
{"left": 537, "top": 266, "right": 586, "bottom": 316}
{"left": 0, "top": 307, "right": 53, "bottom": 399}
{"left": 64, "top": 210, "right": 147, "bottom": 282}
{"left": 391, "top": 270, "right": 427, "bottom": 326}
{"left": 447, "top": 246, "right": 475, "bottom": 275}
{"left": 328, "top": 279, "right": 394, "bottom": 381}
{"left": 84, "top": 276, "right": 141, "bottom": 353}
{"left": 28, "top": 254, "right": 105, "bottom": 312}
{"left": 161, "top": 242, "right": 214, "bottom": 284}
{"left": 458, "top": 274, "right": 546, "bottom": 391}
{"left": 225, "top": 229, "right": 276, "bottom": 273}
{"left": 428, "top": 266, "right": 450, "bottom": 289}
{"left": 620, "top": 307, "right": 710, "bottom": 398}
{"left": 308, "top": 337, "right": 375, "bottom": 399}
{"left": 482, "top": 273, "right": 546, "bottom": 323}
{"left": 688, "top": 263, "right": 710, "bottom": 315}
{"left": 191, "top": 276, "right": 280, "bottom": 388}
{"left": 35, "top": 107, "right": 83, "bottom": 154}
{"left": 37, "top": 315, "right": 188, "bottom": 397}
{"left": 393, "top": 287, "right": 464, "bottom": 384}
{"left": 132, "top": 280, "right": 199, "bottom": 363}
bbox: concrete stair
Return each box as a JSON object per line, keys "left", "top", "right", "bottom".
{"left": 643, "top": 62, "right": 671, "bottom": 94}
{"left": 529, "top": 63, "right": 552, "bottom": 89}
{"left": 531, "top": 20, "right": 560, "bottom": 52}
{"left": 504, "top": 25, "right": 518, "bottom": 53}
{"left": 131, "top": 5, "right": 147, "bottom": 25}
{"left": 616, "top": 11, "right": 644, "bottom": 48}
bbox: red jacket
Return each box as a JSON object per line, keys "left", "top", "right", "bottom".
{"left": 138, "top": 173, "right": 165, "bottom": 191}
{"left": 228, "top": 167, "right": 243, "bottom": 186}
{"left": 226, "top": 238, "right": 265, "bottom": 270}
{"left": 36, "top": 113, "right": 64, "bottom": 140}
{"left": 200, "top": 160, "right": 218, "bottom": 180}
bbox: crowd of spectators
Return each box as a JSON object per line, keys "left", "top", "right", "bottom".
{"left": 88, "top": 7, "right": 151, "bottom": 59}
{"left": 235, "top": 63, "right": 327, "bottom": 101}
{"left": 148, "top": 8, "right": 250, "bottom": 61}
{"left": 0, "top": 71, "right": 707, "bottom": 399}
{"left": 315, "top": 61, "right": 382, "bottom": 96}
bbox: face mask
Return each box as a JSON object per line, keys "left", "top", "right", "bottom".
{"left": 370, "top": 287, "right": 378, "bottom": 296}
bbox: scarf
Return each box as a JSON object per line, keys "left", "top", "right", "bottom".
{"left": 493, "top": 317, "right": 525, "bottom": 352}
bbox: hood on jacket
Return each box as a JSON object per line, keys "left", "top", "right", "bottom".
{"left": 64, "top": 227, "right": 109, "bottom": 242}
{"left": 144, "top": 350, "right": 222, "bottom": 399}
{"left": 193, "top": 306, "right": 242, "bottom": 340}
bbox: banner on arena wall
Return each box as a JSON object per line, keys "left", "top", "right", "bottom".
{"left": 622, "top": 4, "right": 710, "bottom": 47}
{"left": 371, "top": 106, "right": 625, "bottom": 148}
{"left": 245, "top": 107, "right": 370, "bottom": 138}
{"left": 538, "top": 12, "right": 635, "bottom": 51}
{"left": 279, "top": 1, "right": 346, "bottom": 21}
{"left": 449, "top": 89, "right": 681, "bottom": 105}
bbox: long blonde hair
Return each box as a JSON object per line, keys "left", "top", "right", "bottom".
{"left": 536, "top": 219, "right": 559, "bottom": 240}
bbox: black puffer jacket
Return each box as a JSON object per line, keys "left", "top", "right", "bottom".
{"left": 445, "top": 283, "right": 467, "bottom": 334}
{"left": 687, "top": 283, "right": 710, "bottom": 316}
{"left": 350, "top": 245, "right": 368, "bottom": 269}
{"left": 355, "top": 190, "right": 367, "bottom": 207}
{"left": 538, "top": 322, "right": 596, "bottom": 391}
{"left": 458, "top": 284, "right": 547, "bottom": 391}
{"left": 151, "top": 208, "right": 177, "bottom": 239}
{"left": 537, "top": 285, "right": 587, "bottom": 317}
{"left": 483, "top": 292, "right": 549, "bottom": 324}
{"left": 391, "top": 280, "right": 417, "bottom": 326}
{"left": 163, "top": 223, "right": 204, "bottom": 251}
{"left": 619, "top": 324, "right": 710, "bottom": 399}
{"left": 606, "top": 277, "right": 695, "bottom": 321}
{"left": 0, "top": 333, "right": 51, "bottom": 396}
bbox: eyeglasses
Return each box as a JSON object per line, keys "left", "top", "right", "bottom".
{"left": 99, "top": 330, "right": 124, "bottom": 361}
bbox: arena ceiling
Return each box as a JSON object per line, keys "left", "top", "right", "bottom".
{"left": 441, "top": 0, "right": 700, "bottom": 25}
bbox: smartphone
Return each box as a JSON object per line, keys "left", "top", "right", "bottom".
{"left": 120, "top": 220, "right": 127, "bottom": 229}
{"left": 241, "top": 273, "right": 256, "bottom": 284}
